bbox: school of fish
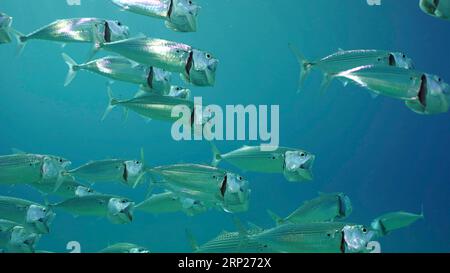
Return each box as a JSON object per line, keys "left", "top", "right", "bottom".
{"left": 0, "top": 0, "right": 446, "bottom": 253}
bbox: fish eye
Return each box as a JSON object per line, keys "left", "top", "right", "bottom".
{"left": 272, "top": 156, "right": 276, "bottom": 159}
{"left": 212, "top": 175, "right": 216, "bottom": 179}
{"left": 176, "top": 87, "right": 182, "bottom": 91}
{"left": 188, "top": 0, "right": 193, "bottom": 4}
{"left": 136, "top": 161, "right": 140, "bottom": 164}
{"left": 300, "top": 153, "right": 306, "bottom": 157}
{"left": 238, "top": 176, "right": 243, "bottom": 180}
{"left": 205, "top": 53, "right": 212, "bottom": 59}
{"left": 402, "top": 54, "right": 406, "bottom": 58}
{"left": 59, "top": 159, "right": 63, "bottom": 162}
{"left": 117, "top": 21, "right": 122, "bottom": 26}
{"left": 438, "top": 78, "right": 442, "bottom": 82}
{"left": 362, "top": 228, "right": 367, "bottom": 233}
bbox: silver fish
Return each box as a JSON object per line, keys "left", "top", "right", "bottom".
{"left": 111, "top": 0, "right": 199, "bottom": 32}
{"left": 62, "top": 54, "right": 172, "bottom": 94}
{"left": 0, "top": 12, "right": 13, "bottom": 44}
{"left": 405, "top": 74, "right": 450, "bottom": 115}
{"left": 53, "top": 194, "right": 135, "bottom": 224}
{"left": 136, "top": 191, "right": 206, "bottom": 216}
{"left": 371, "top": 209, "right": 424, "bottom": 236}
{"left": 99, "top": 243, "right": 150, "bottom": 253}
{"left": 335, "top": 65, "right": 429, "bottom": 100}
{"left": 0, "top": 152, "right": 71, "bottom": 191}
{"left": 103, "top": 86, "right": 196, "bottom": 122}
{"left": 290, "top": 45, "right": 415, "bottom": 92}
{"left": 13, "top": 18, "right": 129, "bottom": 53}
{"left": 187, "top": 228, "right": 268, "bottom": 253}
{"left": 148, "top": 164, "right": 250, "bottom": 213}
{"left": 420, "top": 0, "right": 450, "bottom": 20}
{"left": 94, "top": 35, "right": 218, "bottom": 87}
{"left": 211, "top": 144, "right": 315, "bottom": 182}
{"left": 31, "top": 179, "right": 96, "bottom": 199}
{"left": 268, "top": 193, "right": 352, "bottom": 225}
{"left": 0, "top": 196, "right": 55, "bottom": 234}
{"left": 253, "top": 222, "right": 375, "bottom": 253}
{"left": 68, "top": 150, "right": 146, "bottom": 188}
{"left": 0, "top": 221, "right": 40, "bottom": 253}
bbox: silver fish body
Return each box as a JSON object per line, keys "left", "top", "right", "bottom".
{"left": 0, "top": 221, "right": 40, "bottom": 253}
{"left": 108, "top": 92, "right": 195, "bottom": 122}
{"left": 336, "top": 65, "right": 425, "bottom": 100}
{"left": 54, "top": 194, "right": 135, "bottom": 224}
{"left": 18, "top": 18, "right": 129, "bottom": 45}
{"left": 0, "top": 196, "right": 55, "bottom": 234}
{"left": 211, "top": 145, "right": 315, "bottom": 182}
{"left": 31, "top": 179, "right": 94, "bottom": 198}
{"left": 253, "top": 223, "right": 375, "bottom": 253}
{"left": 371, "top": 210, "right": 424, "bottom": 236}
{"left": 193, "top": 229, "right": 268, "bottom": 253}
{"left": 0, "top": 153, "right": 71, "bottom": 187}
{"left": 97, "top": 36, "right": 218, "bottom": 86}
{"left": 150, "top": 164, "right": 250, "bottom": 213}
{"left": 0, "top": 13, "right": 13, "bottom": 44}
{"left": 68, "top": 158, "right": 145, "bottom": 188}
{"left": 136, "top": 191, "right": 206, "bottom": 216}
{"left": 99, "top": 243, "right": 150, "bottom": 253}
{"left": 111, "top": 0, "right": 199, "bottom": 32}
{"left": 269, "top": 193, "right": 352, "bottom": 225}
{"left": 420, "top": 0, "right": 450, "bottom": 20}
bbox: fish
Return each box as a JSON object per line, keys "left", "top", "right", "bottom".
{"left": 0, "top": 220, "right": 40, "bottom": 253}
{"left": 186, "top": 228, "right": 268, "bottom": 253}
{"left": 335, "top": 65, "right": 431, "bottom": 100}
{"left": 53, "top": 194, "right": 135, "bottom": 224}
{"left": 148, "top": 164, "right": 250, "bottom": 213}
{"left": 0, "top": 196, "right": 55, "bottom": 234}
{"left": 0, "top": 151, "right": 71, "bottom": 191}
{"left": 103, "top": 86, "right": 196, "bottom": 123}
{"left": 289, "top": 45, "right": 415, "bottom": 92}
{"left": 135, "top": 85, "right": 191, "bottom": 100}
{"left": 99, "top": 243, "right": 150, "bottom": 253}
{"left": 31, "top": 179, "right": 96, "bottom": 199}
{"left": 371, "top": 209, "right": 424, "bottom": 236}
{"left": 93, "top": 35, "right": 218, "bottom": 87}
{"left": 136, "top": 191, "right": 207, "bottom": 216}
{"left": 61, "top": 54, "right": 172, "bottom": 95}
{"left": 252, "top": 222, "right": 375, "bottom": 253}
{"left": 67, "top": 149, "right": 146, "bottom": 188}
{"left": 420, "top": 0, "right": 450, "bottom": 20}
{"left": 0, "top": 12, "right": 13, "bottom": 44}
{"left": 267, "top": 193, "right": 352, "bottom": 225}
{"left": 111, "top": 0, "right": 200, "bottom": 32}
{"left": 404, "top": 74, "right": 450, "bottom": 115}
{"left": 211, "top": 144, "right": 315, "bottom": 182}
{"left": 12, "top": 18, "right": 129, "bottom": 54}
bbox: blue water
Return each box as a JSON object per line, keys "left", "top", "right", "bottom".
{"left": 0, "top": 0, "right": 449, "bottom": 253}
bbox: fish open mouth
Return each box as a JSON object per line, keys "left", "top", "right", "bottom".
{"left": 220, "top": 175, "right": 227, "bottom": 198}
{"left": 167, "top": 0, "right": 174, "bottom": 18}
{"left": 418, "top": 74, "right": 428, "bottom": 107}
{"left": 388, "top": 54, "right": 396, "bottom": 66}
{"left": 147, "top": 67, "right": 154, "bottom": 89}
{"left": 104, "top": 21, "right": 111, "bottom": 43}
{"left": 123, "top": 163, "right": 128, "bottom": 182}
{"left": 185, "top": 51, "right": 194, "bottom": 77}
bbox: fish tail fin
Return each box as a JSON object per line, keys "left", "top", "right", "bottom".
{"left": 319, "top": 73, "right": 334, "bottom": 94}
{"left": 267, "top": 209, "right": 283, "bottom": 226}
{"left": 102, "top": 86, "right": 118, "bottom": 121}
{"left": 420, "top": 204, "right": 425, "bottom": 219}
{"left": 185, "top": 229, "right": 199, "bottom": 252}
{"left": 10, "top": 28, "right": 27, "bottom": 56}
{"left": 288, "top": 43, "right": 313, "bottom": 93}
{"left": 210, "top": 142, "right": 222, "bottom": 167}
{"left": 62, "top": 53, "right": 79, "bottom": 87}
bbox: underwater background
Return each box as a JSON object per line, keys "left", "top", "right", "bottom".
{"left": 0, "top": 0, "right": 449, "bottom": 253}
